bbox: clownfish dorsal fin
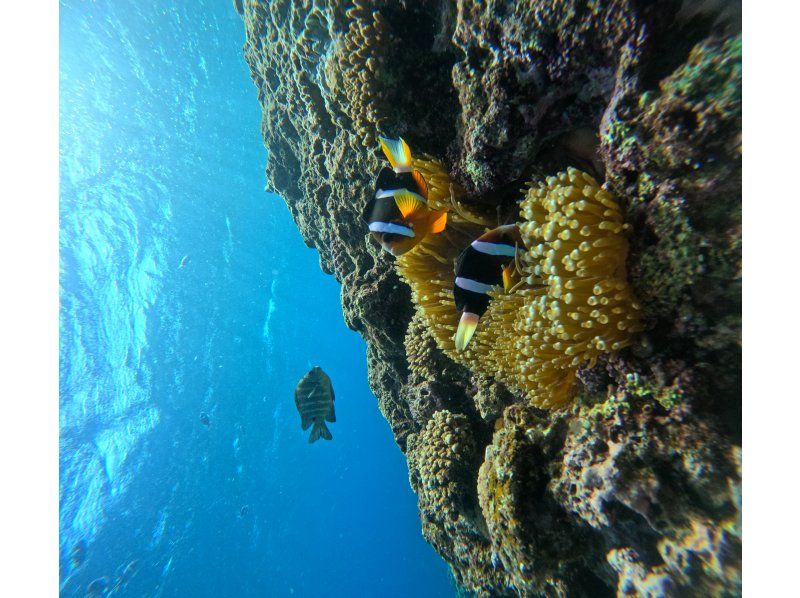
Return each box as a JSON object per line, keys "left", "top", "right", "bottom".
{"left": 429, "top": 210, "right": 448, "bottom": 234}
{"left": 393, "top": 190, "right": 427, "bottom": 219}
{"left": 412, "top": 170, "right": 428, "bottom": 199}
{"left": 379, "top": 137, "right": 413, "bottom": 172}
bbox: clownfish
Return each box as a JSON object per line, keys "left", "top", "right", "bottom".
{"left": 453, "top": 225, "right": 524, "bottom": 351}
{"left": 361, "top": 137, "right": 448, "bottom": 256}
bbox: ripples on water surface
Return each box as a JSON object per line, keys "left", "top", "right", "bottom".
{"left": 59, "top": 1, "right": 453, "bottom": 595}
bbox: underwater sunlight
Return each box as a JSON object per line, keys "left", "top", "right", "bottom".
{"left": 59, "top": 1, "right": 453, "bottom": 596}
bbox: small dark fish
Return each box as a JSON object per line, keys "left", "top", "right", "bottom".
{"left": 85, "top": 576, "right": 109, "bottom": 598}
{"left": 294, "top": 366, "right": 336, "bottom": 443}
{"left": 179, "top": 254, "right": 190, "bottom": 269}
{"left": 239, "top": 505, "right": 249, "bottom": 517}
{"left": 454, "top": 224, "right": 524, "bottom": 351}
{"left": 69, "top": 539, "right": 87, "bottom": 570}
{"left": 112, "top": 559, "right": 139, "bottom": 592}
{"left": 199, "top": 412, "right": 210, "bottom": 427}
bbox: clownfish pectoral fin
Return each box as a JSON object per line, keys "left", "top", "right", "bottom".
{"left": 429, "top": 210, "right": 448, "bottom": 234}
{"left": 379, "top": 137, "right": 412, "bottom": 172}
{"left": 502, "top": 265, "right": 513, "bottom": 292}
{"left": 412, "top": 170, "right": 429, "bottom": 199}
{"left": 502, "top": 264, "right": 519, "bottom": 292}
{"left": 393, "top": 190, "right": 427, "bottom": 219}
{"left": 454, "top": 312, "right": 480, "bottom": 352}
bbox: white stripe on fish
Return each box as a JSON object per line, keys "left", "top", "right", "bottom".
{"left": 368, "top": 221, "right": 415, "bottom": 237}
{"left": 455, "top": 277, "right": 495, "bottom": 294}
{"left": 470, "top": 240, "right": 517, "bottom": 257}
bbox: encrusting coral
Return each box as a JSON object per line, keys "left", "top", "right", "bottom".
{"left": 398, "top": 166, "right": 642, "bottom": 409}
{"left": 406, "top": 410, "right": 506, "bottom": 593}
{"left": 477, "top": 405, "right": 611, "bottom": 595}
{"left": 325, "top": 1, "right": 390, "bottom": 148}
{"left": 555, "top": 386, "right": 742, "bottom": 596}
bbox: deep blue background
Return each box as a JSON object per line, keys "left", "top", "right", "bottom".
{"left": 59, "top": 1, "right": 453, "bottom": 596}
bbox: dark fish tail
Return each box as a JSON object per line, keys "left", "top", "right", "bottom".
{"left": 309, "top": 421, "right": 332, "bottom": 443}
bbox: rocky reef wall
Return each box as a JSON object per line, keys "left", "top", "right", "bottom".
{"left": 238, "top": 1, "right": 741, "bottom": 595}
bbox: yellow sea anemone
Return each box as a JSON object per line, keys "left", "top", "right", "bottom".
{"left": 411, "top": 154, "right": 493, "bottom": 228}
{"left": 398, "top": 167, "right": 643, "bottom": 409}
{"left": 474, "top": 168, "right": 643, "bottom": 407}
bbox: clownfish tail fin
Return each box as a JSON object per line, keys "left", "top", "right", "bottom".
{"left": 454, "top": 312, "right": 480, "bottom": 352}
{"left": 379, "top": 136, "right": 413, "bottom": 172}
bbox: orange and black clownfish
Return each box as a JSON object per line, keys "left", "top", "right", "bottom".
{"left": 361, "top": 137, "right": 448, "bottom": 256}
{"left": 453, "top": 224, "right": 524, "bottom": 351}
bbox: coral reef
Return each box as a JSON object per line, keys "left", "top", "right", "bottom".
{"left": 240, "top": 0, "right": 741, "bottom": 594}
{"left": 326, "top": 2, "right": 391, "bottom": 148}
{"left": 477, "top": 406, "right": 611, "bottom": 595}
{"left": 555, "top": 387, "right": 741, "bottom": 597}
{"left": 407, "top": 411, "right": 504, "bottom": 593}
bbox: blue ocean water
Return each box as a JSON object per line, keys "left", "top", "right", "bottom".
{"left": 59, "top": 1, "right": 453, "bottom": 596}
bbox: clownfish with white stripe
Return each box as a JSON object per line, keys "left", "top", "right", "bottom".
{"left": 453, "top": 225, "right": 524, "bottom": 351}
{"left": 361, "top": 137, "right": 448, "bottom": 256}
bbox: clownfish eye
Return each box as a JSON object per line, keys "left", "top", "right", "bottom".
{"left": 382, "top": 233, "right": 398, "bottom": 244}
